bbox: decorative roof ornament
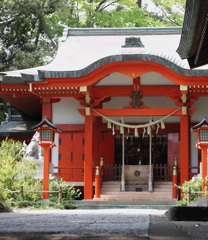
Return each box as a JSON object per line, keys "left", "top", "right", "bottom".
{"left": 122, "top": 37, "right": 144, "bottom": 48}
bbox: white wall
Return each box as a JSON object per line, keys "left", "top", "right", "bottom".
{"left": 96, "top": 72, "right": 132, "bottom": 86}
{"left": 96, "top": 71, "right": 177, "bottom": 87}
{"left": 190, "top": 97, "right": 208, "bottom": 123}
{"left": 141, "top": 72, "right": 177, "bottom": 86}
{"left": 51, "top": 133, "right": 59, "bottom": 173}
{"left": 52, "top": 98, "right": 85, "bottom": 124}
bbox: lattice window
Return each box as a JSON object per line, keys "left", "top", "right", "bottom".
{"left": 41, "top": 129, "right": 51, "bottom": 140}
{"left": 200, "top": 129, "right": 208, "bottom": 141}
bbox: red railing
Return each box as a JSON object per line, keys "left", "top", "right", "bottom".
{"left": 94, "top": 158, "right": 104, "bottom": 198}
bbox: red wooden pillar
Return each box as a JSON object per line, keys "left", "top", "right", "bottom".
{"left": 41, "top": 99, "right": 52, "bottom": 119}
{"left": 84, "top": 115, "right": 93, "bottom": 199}
{"left": 201, "top": 147, "right": 207, "bottom": 192}
{"left": 42, "top": 144, "right": 51, "bottom": 200}
{"left": 180, "top": 114, "right": 190, "bottom": 185}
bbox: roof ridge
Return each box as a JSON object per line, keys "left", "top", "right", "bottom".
{"left": 67, "top": 27, "right": 182, "bottom": 37}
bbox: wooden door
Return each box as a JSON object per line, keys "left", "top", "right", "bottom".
{"left": 168, "top": 132, "right": 180, "bottom": 178}
{"left": 58, "top": 132, "right": 84, "bottom": 182}
{"left": 101, "top": 133, "right": 115, "bottom": 180}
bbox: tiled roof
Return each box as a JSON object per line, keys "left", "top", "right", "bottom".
{"left": 0, "top": 121, "right": 38, "bottom": 137}
{"left": 2, "top": 27, "right": 208, "bottom": 83}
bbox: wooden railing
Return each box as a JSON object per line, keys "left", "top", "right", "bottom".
{"left": 186, "top": 187, "right": 207, "bottom": 205}
{"left": 103, "top": 164, "right": 121, "bottom": 181}
{"left": 8, "top": 186, "right": 63, "bottom": 203}
{"left": 153, "top": 163, "right": 172, "bottom": 181}
{"left": 103, "top": 163, "right": 172, "bottom": 181}
{"left": 94, "top": 158, "right": 104, "bottom": 198}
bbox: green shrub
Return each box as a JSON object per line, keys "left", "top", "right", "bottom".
{"left": 49, "top": 178, "right": 81, "bottom": 201}
{"left": 0, "top": 139, "right": 42, "bottom": 202}
{"left": 11, "top": 200, "right": 77, "bottom": 210}
{"left": 176, "top": 178, "right": 207, "bottom": 206}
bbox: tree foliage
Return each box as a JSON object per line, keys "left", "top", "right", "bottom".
{"left": 150, "top": 0, "right": 185, "bottom": 26}
{"left": 0, "top": 0, "right": 186, "bottom": 72}
{"left": 0, "top": 0, "right": 65, "bottom": 71}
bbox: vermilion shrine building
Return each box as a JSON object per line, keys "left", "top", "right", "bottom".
{"left": 1, "top": 27, "right": 208, "bottom": 200}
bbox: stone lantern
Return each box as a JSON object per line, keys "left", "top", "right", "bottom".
{"left": 32, "top": 117, "right": 62, "bottom": 200}
{"left": 192, "top": 117, "right": 208, "bottom": 192}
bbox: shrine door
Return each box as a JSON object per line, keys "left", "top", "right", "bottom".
{"left": 58, "top": 132, "right": 84, "bottom": 182}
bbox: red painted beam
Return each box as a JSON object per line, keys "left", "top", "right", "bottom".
{"left": 91, "top": 86, "right": 180, "bottom": 98}
{"left": 56, "top": 124, "right": 84, "bottom": 132}
{"left": 78, "top": 108, "right": 196, "bottom": 117}
{"left": 43, "top": 61, "right": 208, "bottom": 87}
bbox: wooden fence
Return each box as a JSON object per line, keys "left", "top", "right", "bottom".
{"left": 103, "top": 164, "right": 121, "bottom": 181}
{"left": 153, "top": 163, "right": 172, "bottom": 181}
{"left": 10, "top": 186, "right": 63, "bottom": 203}
{"left": 186, "top": 186, "right": 206, "bottom": 205}
{"left": 103, "top": 164, "right": 172, "bottom": 181}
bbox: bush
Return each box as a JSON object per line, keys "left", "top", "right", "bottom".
{"left": 11, "top": 200, "right": 77, "bottom": 210}
{"left": 0, "top": 139, "right": 42, "bottom": 202}
{"left": 0, "top": 139, "right": 79, "bottom": 210}
{"left": 49, "top": 178, "right": 81, "bottom": 202}
{"left": 176, "top": 178, "right": 207, "bottom": 206}
{"left": 0, "top": 183, "right": 12, "bottom": 212}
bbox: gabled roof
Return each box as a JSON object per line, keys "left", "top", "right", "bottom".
{"left": 3, "top": 27, "right": 208, "bottom": 84}
{"left": 32, "top": 117, "right": 62, "bottom": 132}
{"left": 192, "top": 117, "right": 208, "bottom": 130}
{"left": 0, "top": 120, "right": 38, "bottom": 137}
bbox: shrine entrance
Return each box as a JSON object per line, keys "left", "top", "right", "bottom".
{"left": 115, "top": 134, "right": 168, "bottom": 166}
{"left": 113, "top": 134, "right": 171, "bottom": 182}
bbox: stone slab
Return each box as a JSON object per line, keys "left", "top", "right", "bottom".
{"left": 167, "top": 206, "right": 208, "bottom": 221}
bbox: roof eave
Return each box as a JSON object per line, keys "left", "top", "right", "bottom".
{"left": 176, "top": 0, "right": 201, "bottom": 59}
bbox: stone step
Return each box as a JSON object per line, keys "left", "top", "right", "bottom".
{"left": 98, "top": 196, "right": 174, "bottom": 201}
{"left": 154, "top": 181, "right": 172, "bottom": 186}
{"left": 99, "top": 181, "right": 174, "bottom": 201}
{"left": 101, "top": 187, "right": 172, "bottom": 191}
{"left": 100, "top": 190, "right": 172, "bottom": 194}
{"left": 74, "top": 200, "right": 176, "bottom": 210}
{"left": 76, "top": 200, "right": 176, "bottom": 205}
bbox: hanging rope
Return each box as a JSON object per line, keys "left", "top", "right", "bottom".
{"left": 91, "top": 107, "right": 181, "bottom": 129}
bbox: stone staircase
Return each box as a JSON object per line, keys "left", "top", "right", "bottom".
{"left": 94, "top": 181, "right": 175, "bottom": 201}
{"left": 74, "top": 200, "right": 176, "bottom": 210}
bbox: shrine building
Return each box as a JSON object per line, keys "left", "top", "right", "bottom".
{"left": 1, "top": 26, "right": 208, "bottom": 200}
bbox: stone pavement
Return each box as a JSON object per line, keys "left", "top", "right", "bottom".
{"left": 0, "top": 209, "right": 208, "bottom": 239}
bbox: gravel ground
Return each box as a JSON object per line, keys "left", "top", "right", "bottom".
{"left": 1, "top": 209, "right": 208, "bottom": 240}
{"left": 0, "top": 209, "right": 161, "bottom": 237}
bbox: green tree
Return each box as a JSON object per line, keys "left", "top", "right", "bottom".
{"left": 59, "top": 0, "right": 164, "bottom": 28}
{"left": 0, "top": 0, "right": 186, "bottom": 72}
{"left": 0, "top": 0, "right": 66, "bottom": 71}
{"left": 150, "top": 0, "right": 185, "bottom": 26}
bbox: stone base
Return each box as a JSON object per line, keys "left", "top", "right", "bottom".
{"left": 33, "top": 159, "right": 55, "bottom": 179}
{"left": 167, "top": 206, "right": 208, "bottom": 221}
